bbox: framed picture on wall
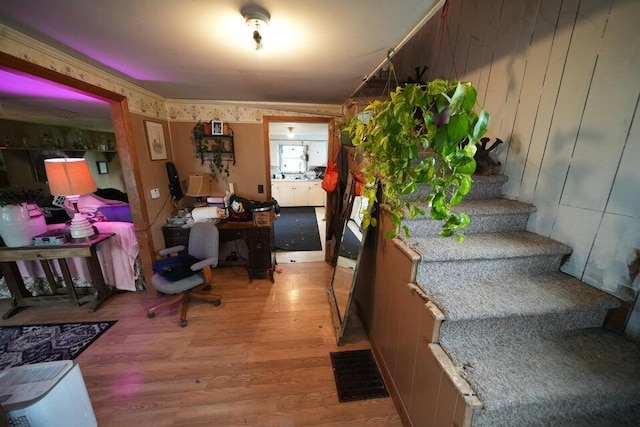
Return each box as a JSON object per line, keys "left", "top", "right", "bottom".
{"left": 96, "top": 161, "right": 109, "bottom": 175}
{"left": 145, "top": 121, "right": 167, "bottom": 160}
{"left": 212, "top": 120, "right": 223, "bottom": 135}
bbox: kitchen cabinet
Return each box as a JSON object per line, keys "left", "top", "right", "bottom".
{"left": 271, "top": 180, "right": 324, "bottom": 207}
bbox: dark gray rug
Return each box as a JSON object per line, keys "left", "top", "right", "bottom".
{"left": 274, "top": 207, "right": 322, "bottom": 251}
{"left": 339, "top": 224, "right": 361, "bottom": 260}
{"left": 0, "top": 321, "right": 116, "bottom": 369}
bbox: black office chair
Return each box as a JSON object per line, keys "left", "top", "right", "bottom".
{"left": 147, "top": 221, "right": 221, "bottom": 327}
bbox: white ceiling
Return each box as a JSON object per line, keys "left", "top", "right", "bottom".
{"left": 0, "top": 0, "right": 441, "bottom": 130}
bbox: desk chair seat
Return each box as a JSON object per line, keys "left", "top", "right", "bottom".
{"left": 147, "top": 221, "right": 221, "bottom": 327}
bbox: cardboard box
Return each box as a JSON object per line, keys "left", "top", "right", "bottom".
{"left": 252, "top": 208, "right": 275, "bottom": 227}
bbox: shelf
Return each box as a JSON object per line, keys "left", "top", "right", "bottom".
{"left": 0, "top": 146, "right": 118, "bottom": 162}
{"left": 198, "top": 135, "right": 235, "bottom": 165}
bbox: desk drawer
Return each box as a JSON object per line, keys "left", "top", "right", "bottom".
{"left": 249, "top": 251, "right": 272, "bottom": 270}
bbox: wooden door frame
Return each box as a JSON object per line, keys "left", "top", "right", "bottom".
{"left": 262, "top": 115, "right": 337, "bottom": 200}
{"left": 0, "top": 52, "right": 156, "bottom": 295}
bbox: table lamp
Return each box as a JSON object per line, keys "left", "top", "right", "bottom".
{"left": 44, "top": 158, "right": 97, "bottom": 241}
{"left": 185, "top": 174, "right": 211, "bottom": 208}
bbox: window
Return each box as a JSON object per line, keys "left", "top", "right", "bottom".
{"left": 280, "top": 145, "right": 305, "bottom": 173}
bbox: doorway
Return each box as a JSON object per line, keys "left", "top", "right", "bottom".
{"left": 0, "top": 53, "right": 156, "bottom": 290}
{"left": 262, "top": 116, "right": 334, "bottom": 263}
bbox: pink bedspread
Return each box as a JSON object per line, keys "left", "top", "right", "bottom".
{"left": 17, "top": 222, "right": 140, "bottom": 292}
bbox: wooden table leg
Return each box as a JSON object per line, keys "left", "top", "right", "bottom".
{"left": 58, "top": 258, "right": 80, "bottom": 306}
{"left": 0, "top": 262, "right": 29, "bottom": 319}
{"left": 40, "top": 259, "right": 59, "bottom": 293}
{"left": 85, "top": 244, "right": 114, "bottom": 312}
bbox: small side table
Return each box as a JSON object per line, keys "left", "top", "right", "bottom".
{"left": 0, "top": 233, "right": 116, "bottom": 318}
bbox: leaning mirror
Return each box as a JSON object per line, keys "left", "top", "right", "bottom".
{"left": 327, "top": 174, "right": 375, "bottom": 345}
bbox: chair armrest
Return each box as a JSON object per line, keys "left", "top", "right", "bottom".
{"left": 158, "top": 245, "right": 185, "bottom": 256}
{"left": 190, "top": 257, "right": 218, "bottom": 271}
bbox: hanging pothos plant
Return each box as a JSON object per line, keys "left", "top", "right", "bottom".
{"left": 344, "top": 79, "right": 489, "bottom": 241}
{"left": 192, "top": 121, "right": 229, "bottom": 176}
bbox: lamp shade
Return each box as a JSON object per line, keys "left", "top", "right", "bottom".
{"left": 44, "top": 158, "right": 97, "bottom": 196}
{"left": 185, "top": 175, "right": 211, "bottom": 197}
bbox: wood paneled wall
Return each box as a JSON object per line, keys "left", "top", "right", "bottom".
{"left": 392, "top": 0, "right": 640, "bottom": 324}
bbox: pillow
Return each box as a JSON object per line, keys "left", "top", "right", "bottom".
{"left": 97, "top": 204, "right": 133, "bottom": 222}
{"left": 152, "top": 255, "right": 200, "bottom": 282}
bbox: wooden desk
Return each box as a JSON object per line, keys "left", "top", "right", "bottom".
{"left": 0, "top": 233, "right": 115, "bottom": 318}
{"left": 162, "top": 222, "right": 274, "bottom": 283}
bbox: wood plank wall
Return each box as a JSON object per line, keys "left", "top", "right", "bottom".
{"left": 391, "top": 0, "right": 640, "bottom": 337}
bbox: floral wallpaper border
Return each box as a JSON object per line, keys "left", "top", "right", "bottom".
{"left": 1, "top": 25, "right": 342, "bottom": 123}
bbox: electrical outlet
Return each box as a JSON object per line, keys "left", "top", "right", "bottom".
{"left": 258, "top": 184, "right": 264, "bottom": 193}
{"left": 150, "top": 188, "right": 160, "bottom": 199}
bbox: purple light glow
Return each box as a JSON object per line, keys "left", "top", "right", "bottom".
{"left": 112, "top": 373, "right": 144, "bottom": 398}
{"left": 0, "top": 70, "right": 100, "bottom": 102}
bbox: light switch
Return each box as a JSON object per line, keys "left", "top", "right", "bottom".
{"left": 150, "top": 188, "right": 160, "bottom": 199}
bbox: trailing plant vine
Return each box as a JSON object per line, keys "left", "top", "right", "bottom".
{"left": 344, "top": 79, "right": 489, "bottom": 241}
{"left": 192, "top": 121, "right": 230, "bottom": 176}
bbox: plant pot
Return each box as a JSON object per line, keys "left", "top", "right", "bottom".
{"left": 0, "top": 204, "right": 47, "bottom": 247}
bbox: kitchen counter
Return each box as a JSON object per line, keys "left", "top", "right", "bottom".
{"left": 271, "top": 178, "right": 322, "bottom": 182}
{"left": 271, "top": 179, "right": 325, "bottom": 206}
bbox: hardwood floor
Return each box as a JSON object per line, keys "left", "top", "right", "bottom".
{"left": 0, "top": 262, "right": 401, "bottom": 426}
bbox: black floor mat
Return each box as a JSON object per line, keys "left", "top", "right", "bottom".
{"left": 330, "top": 349, "right": 389, "bottom": 402}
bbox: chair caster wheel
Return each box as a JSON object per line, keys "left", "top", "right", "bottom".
{"left": 148, "top": 312, "right": 155, "bottom": 318}
{"left": 180, "top": 319, "right": 187, "bottom": 327}
{"left": 213, "top": 299, "right": 221, "bottom": 306}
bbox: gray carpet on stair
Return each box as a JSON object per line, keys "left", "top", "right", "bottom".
{"left": 408, "top": 232, "right": 573, "bottom": 287}
{"left": 403, "top": 198, "right": 535, "bottom": 236}
{"left": 403, "top": 174, "right": 640, "bottom": 426}
{"left": 445, "top": 328, "right": 640, "bottom": 427}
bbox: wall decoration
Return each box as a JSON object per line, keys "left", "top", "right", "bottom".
{"left": 145, "top": 121, "right": 167, "bottom": 160}
{"left": 96, "top": 161, "right": 109, "bottom": 174}
{"left": 212, "top": 120, "right": 223, "bottom": 135}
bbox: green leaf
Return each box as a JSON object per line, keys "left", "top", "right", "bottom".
{"left": 455, "top": 157, "right": 477, "bottom": 175}
{"left": 472, "top": 110, "right": 490, "bottom": 140}
{"left": 448, "top": 82, "right": 467, "bottom": 113}
{"left": 462, "top": 84, "right": 477, "bottom": 111}
{"left": 459, "top": 175, "right": 472, "bottom": 195}
{"left": 450, "top": 194, "right": 463, "bottom": 206}
{"left": 447, "top": 114, "right": 470, "bottom": 143}
{"left": 440, "top": 229, "right": 454, "bottom": 237}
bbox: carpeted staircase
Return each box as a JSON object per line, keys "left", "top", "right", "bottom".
{"left": 400, "top": 175, "right": 640, "bottom": 426}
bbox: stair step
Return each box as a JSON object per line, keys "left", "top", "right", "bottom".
{"left": 407, "top": 232, "right": 573, "bottom": 286}
{"left": 403, "top": 198, "right": 535, "bottom": 237}
{"left": 406, "top": 174, "right": 508, "bottom": 202}
{"left": 426, "top": 272, "right": 620, "bottom": 346}
{"left": 441, "top": 328, "right": 640, "bottom": 426}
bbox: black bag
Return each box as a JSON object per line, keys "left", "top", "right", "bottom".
{"left": 229, "top": 195, "right": 280, "bottom": 219}
{"left": 152, "top": 254, "right": 200, "bottom": 281}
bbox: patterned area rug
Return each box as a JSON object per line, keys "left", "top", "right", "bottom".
{"left": 0, "top": 321, "right": 116, "bottom": 369}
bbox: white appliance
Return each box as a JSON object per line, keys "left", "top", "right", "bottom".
{"left": 0, "top": 360, "right": 97, "bottom": 427}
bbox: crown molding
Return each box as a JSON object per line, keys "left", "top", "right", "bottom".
{"left": 0, "top": 24, "right": 343, "bottom": 123}
{"left": 0, "top": 24, "right": 166, "bottom": 118}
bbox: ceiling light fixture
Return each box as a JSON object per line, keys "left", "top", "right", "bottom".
{"left": 287, "top": 127, "right": 295, "bottom": 138}
{"left": 241, "top": 5, "right": 270, "bottom": 50}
